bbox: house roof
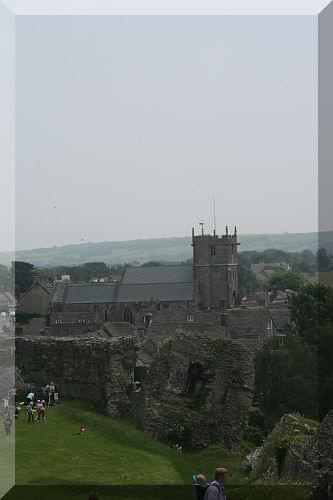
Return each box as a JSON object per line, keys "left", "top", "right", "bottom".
{"left": 267, "top": 307, "right": 290, "bottom": 332}
{"left": 19, "top": 278, "right": 55, "bottom": 303}
{"left": 250, "top": 262, "right": 289, "bottom": 274}
{"left": 121, "top": 265, "right": 193, "bottom": 284}
{"left": 38, "top": 278, "right": 55, "bottom": 291}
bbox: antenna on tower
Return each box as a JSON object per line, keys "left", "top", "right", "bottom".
{"left": 213, "top": 195, "right": 217, "bottom": 235}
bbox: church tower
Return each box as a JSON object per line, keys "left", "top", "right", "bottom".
{"left": 192, "top": 225, "right": 239, "bottom": 310}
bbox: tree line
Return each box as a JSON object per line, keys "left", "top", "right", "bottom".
{"left": 250, "top": 283, "right": 333, "bottom": 443}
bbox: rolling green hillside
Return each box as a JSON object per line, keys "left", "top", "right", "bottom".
{"left": 1, "top": 232, "right": 326, "bottom": 267}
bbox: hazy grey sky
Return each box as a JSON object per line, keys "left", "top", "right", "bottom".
{"left": 14, "top": 15, "right": 318, "bottom": 251}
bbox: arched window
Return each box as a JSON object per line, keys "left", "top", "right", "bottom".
{"left": 123, "top": 308, "right": 134, "bottom": 324}
{"left": 185, "top": 363, "right": 205, "bottom": 397}
{"left": 143, "top": 314, "right": 152, "bottom": 328}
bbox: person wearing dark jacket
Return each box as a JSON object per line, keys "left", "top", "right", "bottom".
{"left": 204, "top": 468, "right": 228, "bottom": 500}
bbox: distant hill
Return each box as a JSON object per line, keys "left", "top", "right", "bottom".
{"left": 1, "top": 231, "right": 328, "bottom": 268}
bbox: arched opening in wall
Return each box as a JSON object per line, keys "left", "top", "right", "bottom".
{"left": 123, "top": 308, "right": 134, "bottom": 324}
{"left": 185, "top": 363, "right": 205, "bottom": 398}
{"left": 143, "top": 314, "right": 152, "bottom": 328}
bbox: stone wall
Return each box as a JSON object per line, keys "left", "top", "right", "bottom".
{"left": 15, "top": 335, "right": 137, "bottom": 416}
{"left": 315, "top": 410, "right": 333, "bottom": 497}
{"left": 134, "top": 330, "right": 254, "bottom": 450}
{"left": 247, "top": 413, "right": 322, "bottom": 487}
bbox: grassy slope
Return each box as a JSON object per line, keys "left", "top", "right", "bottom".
{"left": 15, "top": 399, "right": 247, "bottom": 486}
{"left": 5, "top": 400, "right": 311, "bottom": 499}
{"left": 7, "top": 232, "right": 322, "bottom": 267}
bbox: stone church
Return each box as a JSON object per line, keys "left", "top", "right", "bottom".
{"left": 49, "top": 226, "right": 239, "bottom": 336}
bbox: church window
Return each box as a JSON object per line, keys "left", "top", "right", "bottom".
{"left": 156, "top": 303, "right": 161, "bottom": 311}
{"left": 186, "top": 314, "right": 195, "bottom": 322}
{"left": 143, "top": 314, "right": 152, "bottom": 328}
{"left": 124, "top": 308, "right": 134, "bottom": 324}
{"left": 210, "top": 245, "right": 216, "bottom": 256}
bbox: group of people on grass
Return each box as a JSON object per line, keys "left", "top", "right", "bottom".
{"left": 21, "top": 381, "right": 60, "bottom": 423}
{"left": 22, "top": 384, "right": 85, "bottom": 436}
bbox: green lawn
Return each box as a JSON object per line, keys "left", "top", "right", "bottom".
{"left": 14, "top": 399, "right": 247, "bottom": 486}
{"left": 1, "top": 399, "right": 312, "bottom": 499}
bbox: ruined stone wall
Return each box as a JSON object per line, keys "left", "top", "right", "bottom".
{"left": 48, "top": 322, "right": 103, "bottom": 336}
{"left": 15, "top": 336, "right": 137, "bottom": 416}
{"left": 135, "top": 331, "right": 254, "bottom": 450}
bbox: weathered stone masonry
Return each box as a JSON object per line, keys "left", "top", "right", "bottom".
{"left": 15, "top": 336, "right": 137, "bottom": 417}
{"left": 135, "top": 331, "right": 254, "bottom": 449}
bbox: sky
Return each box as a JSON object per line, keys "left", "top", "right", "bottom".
{"left": 12, "top": 14, "right": 318, "bottom": 251}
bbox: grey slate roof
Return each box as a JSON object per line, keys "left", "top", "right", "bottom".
{"left": 268, "top": 307, "right": 290, "bottom": 333}
{"left": 51, "top": 284, "right": 66, "bottom": 303}
{"left": 51, "top": 265, "right": 195, "bottom": 304}
{"left": 65, "top": 284, "right": 117, "bottom": 304}
{"left": 121, "top": 265, "right": 193, "bottom": 284}
{"left": 52, "top": 283, "right": 117, "bottom": 304}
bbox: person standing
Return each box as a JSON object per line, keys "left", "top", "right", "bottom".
{"left": 27, "top": 402, "right": 34, "bottom": 423}
{"left": 39, "top": 401, "right": 47, "bottom": 422}
{"left": 26, "top": 391, "right": 34, "bottom": 405}
{"left": 49, "top": 382, "right": 55, "bottom": 404}
{"left": 204, "top": 468, "right": 228, "bottom": 500}
{"left": 4, "top": 416, "right": 12, "bottom": 436}
{"left": 3, "top": 396, "right": 9, "bottom": 411}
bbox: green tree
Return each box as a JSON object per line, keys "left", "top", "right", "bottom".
{"left": 318, "top": 322, "right": 333, "bottom": 417}
{"left": 318, "top": 248, "right": 331, "bottom": 271}
{"left": 254, "top": 335, "right": 318, "bottom": 429}
{"left": 288, "top": 283, "right": 333, "bottom": 337}
{"left": 12, "top": 261, "right": 36, "bottom": 298}
{"left": 238, "top": 265, "right": 260, "bottom": 297}
{"left": 255, "top": 333, "right": 318, "bottom": 428}
{"left": 268, "top": 270, "right": 304, "bottom": 291}
{"left": 255, "top": 283, "right": 333, "bottom": 428}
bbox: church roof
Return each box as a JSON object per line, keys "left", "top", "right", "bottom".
{"left": 51, "top": 265, "right": 195, "bottom": 304}
{"left": 52, "top": 283, "right": 117, "bottom": 304}
{"left": 121, "top": 265, "right": 193, "bottom": 284}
